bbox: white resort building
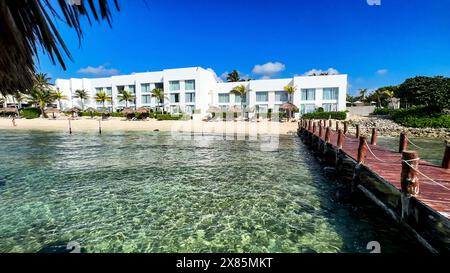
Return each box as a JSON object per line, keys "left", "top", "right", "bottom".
{"left": 52, "top": 67, "right": 347, "bottom": 118}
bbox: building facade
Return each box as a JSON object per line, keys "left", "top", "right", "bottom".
{"left": 54, "top": 67, "right": 348, "bottom": 117}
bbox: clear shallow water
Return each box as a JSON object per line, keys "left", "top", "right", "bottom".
{"left": 377, "top": 136, "right": 446, "bottom": 165}
{"left": 0, "top": 130, "right": 425, "bottom": 253}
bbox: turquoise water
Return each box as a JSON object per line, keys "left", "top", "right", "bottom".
{"left": 0, "top": 130, "right": 425, "bottom": 253}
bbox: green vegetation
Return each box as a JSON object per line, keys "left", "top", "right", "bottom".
{"left": 374, "top": 106, "right": 450, "bottom": 128}
{"left": 302, "top": 111, "right": 347, "bottom": 120}
{"left": 155, "top": 114, "right": 182, "bottom": 120}
{"left": 20, "top": 108, "right": 41, "bottom": 119}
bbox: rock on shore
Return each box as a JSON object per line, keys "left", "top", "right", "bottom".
{"left": 347, "top": 117, "right": 450, "bottom": 139}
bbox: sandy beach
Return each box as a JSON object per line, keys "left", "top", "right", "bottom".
{"left": 0, "top": 117, "right": 299, "bottom": 135}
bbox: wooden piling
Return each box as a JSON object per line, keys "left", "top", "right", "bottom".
{"left": 68, "top": 119, "right": 72, "bottom": 135}
{"left": 399, "top": 132, "right": 408, "bottom": 153}
{"left": 325, "top": 127, "right": 331, "bottom": 143}
{"left": 312, "top": 122, "right": 316, "bottom": 133}
{"left": 371, "top": 128, "right": 378, "bottom": 145}
{"left": 336, "top": 121, "right": 339, "bottom": 132}
{"left": 357, "top": 136, "right": 367, "bottom": 164}
{"left": 442, "top": 140, "right": 450, "bottom": 169}
{"left": 308, "top": 120, "right": 312, "bottom": 131}
{"left": 329, "top": 120, "right": 332, "bottom": 128}
{"left": 343, "top": 122, "right": 348, "bottom": 135}
{"left": 356, "top": 124, "right": 360, "bottom": 138}
{"left": 99, "top": 120, "right": 102, "bottom": 134}
{"left": 337, "top": 129, "right": 344, "bottom": 149}
{"left": 322, "top": 119, "right": 326, "bottom": 127}
{"left": 401, "top": 151, "right": 420, "bottom": 196}
{"left": 319, "top": 125, "right": 323, "bottom": 138}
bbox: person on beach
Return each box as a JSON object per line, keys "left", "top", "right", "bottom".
{"left": 12, "top": 115, "right": 17, "bottom": 127}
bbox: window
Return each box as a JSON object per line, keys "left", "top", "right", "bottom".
{"left": 170, "top": 93, "right": 180, "bottom": 103}
{"left": 117, "top": 86, "right": 125, "bottom": 92}
{"left": 95, "top": 87, "right": 103, "bottom": 93}
{"left": 300, "top": 104, "right": 316, "bottom": 114}
{"left": 256, "top": 92, "right": 268, "bottom": 102}
{"left": 169, "top": 81, "right": 180, "bottom": 91}
{"left": 142, "top": 95, "right": 151, "bottom": 104}
{"left": 128, "top": 85, "right": 135, "bottom": 94}
{"left": 323, "top": 103, "right": 337, "bottom": 112}
{"left": 155, "top": 82, "right": 164, "bottom": 89}
{"left": 141, "top": 83, "right": 151, "bottom": 93}
{"left": 185, "top": 105, "right": 194, "bottom": 114}
{"left": 235, "top": 94, "right": 246, "bottom": 104}
{"left": 185, "top": 80, "right": 195, "bottom": 91}
{"left": 275, "top": 91, "right": 288, "bottom": 102}
{"left": 323, "top": 88, "right": 338, "bottom": 100}
{"left": 106, "top": 87, "right": 112, "bottom": 95}
{"left": 185, "top": 93, "right": 195, "bottom": 103}
{"left": 218, "top": 94, "right": 230, "bottom": 103}
{"left": 301, "top": 89, "right": 315, "bottom": 101}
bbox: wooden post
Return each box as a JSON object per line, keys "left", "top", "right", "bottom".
{"left": 442, "top": 140, "right": 450, "bottom": 169}
{"left": 399, "top": 132, "right": 408, "bottom": 153}
{"left": 319, "top": 125, "right": 323, "bottom": 138}
{"left": 371, "top": 128, "right": 378, "bottom": 145}
{"left": 337, "top": 129, "right": 344, "bottom": 149}
{"left": 401, "top": 151, "right": 420, "bottom": 196}
{"left": 68, "top": 119, "right": 72, "bottom": 135}
{"left": 355, "top": 124, "right": 360, "bottom": 138}
{"left": 343, "top": 122, "right": 348, "bottom": 135}
{"left": 325, "top": 127, "right": 331, "bottom": 143}
{"left": 99, "top": 120, "right": 102, "bottom": 134}
{"left": 308, "top": 120, "right": 312, "bottom": 131}
{"left": 312, "top": 122, "right": 316, "bottom": 134}
{"left": 336, "top": 121, "right": 339, "bottom": 132}
{"left": 357, "top": 136, "right": 367, "bottom": 164}
{"left": 329, "top": 120, "right": 332, "bottom": 128}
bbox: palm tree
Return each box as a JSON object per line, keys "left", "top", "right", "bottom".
{"left": 95, "top": 91, "right": 112, "bottom": 109}
{"left": 359, "top": 88, "right": 368, "bottom": 101}
{"left": 28, "top": 88, "right": 54, "bottom": 118}
{"left": 118, "top": 90, "right": 135, "bottom": 108}
{"left": 226, "top": 70, "right": 241, "bottom": 82}
{"left": 75, "top": 89, "right": 89, "bottom": 110}
{"left": 230, "top": 84, "right": 248, "bottom": 118}
{"left": 0, "top": 1, "right": 119, "bottom": 96}
{"left": 283, "top": 85, "right": 297, "bottom": 119}
{"left": 151, "top": 88, "right": 165, "bottom": 113}
{"left": 52, "top": 90, "right": 68, "bottom": 110}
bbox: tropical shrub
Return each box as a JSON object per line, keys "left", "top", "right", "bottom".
{"left": 302, "top": 111, "right": 347, "bottom": 120}
{"left": 156, "top": 114, "right": 182, "bottom": 120}
{"left": 371, "top": 108, "right": 395, "bottom": 116}
{"left": 20, "top": 107, "right": 41, "bottom": 119}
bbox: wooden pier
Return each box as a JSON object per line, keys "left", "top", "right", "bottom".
{"left": 298, "top": 119, "right": 450, "bottom": 253}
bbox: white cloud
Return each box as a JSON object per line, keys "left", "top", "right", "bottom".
{"left": 252, "top": 62, "right": 285, "bottom": 76}
{"left": 376, "top": 69, "right": 388, "bottom": 75}
{"left": 259, "top": 75, "right": 272, "bottom": 80}
{"left": 77, "top": 65, "right": 119, "bottom": 76}
{"left": 303, "top": 68, "right": 339, "bottom": 76}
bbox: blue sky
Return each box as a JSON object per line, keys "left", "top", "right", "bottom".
{"left": 37, "top": 0, "right": 450, "bottom": 95}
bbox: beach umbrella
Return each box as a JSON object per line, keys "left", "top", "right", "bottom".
{"left": 45, "top": 107, "right": 60, "bottom": 119}
{"left": 135, "top": 107, "right": 150, "bottom": 114}
{"left": 228, "top": 105, "right": 242, "bottom": 113}
{"left": 85, "top": 107, "right": 97, "bottom": 118}
{"left": 207, "top": 106, "right": 221, "bottom": 113}
{"left": 279, "top": 103, "right": 299, "bottom": 112}
{"left": 122, "top": 107, "right": 134, "bottom": 115}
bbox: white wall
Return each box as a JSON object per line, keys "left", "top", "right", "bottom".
{"left": 55, "top": 67, "right": 348, "bottom": 116}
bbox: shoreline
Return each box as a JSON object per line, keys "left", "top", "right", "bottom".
{"left": 0, "top": 117, "right": 299, "bottom": 136}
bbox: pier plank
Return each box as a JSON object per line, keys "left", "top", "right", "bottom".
{"left": 309, "top": 125, "right": 450, "bottom": 218}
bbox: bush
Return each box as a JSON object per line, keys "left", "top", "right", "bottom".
{"left": 156, "top": 114, "right": 182, "bottom": 120}
{"left": 391, "top": 106, "right": 449, "bottom": 128}
{"left": 20, "top": 108, "right": 41, "bottom": 119}
{"left": 302, "top": 111, "right": 347, "bottom": 120}
{"left": 371, "top": 108, "right": 395, "bottom": 116}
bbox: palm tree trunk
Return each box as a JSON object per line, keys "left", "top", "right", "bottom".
{"left": 58, "top": 99, "right": 62, "bottom": 110}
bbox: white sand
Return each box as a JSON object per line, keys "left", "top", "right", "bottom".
{"left": 0, "top": 117, "right": 299, "bottom": 135}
